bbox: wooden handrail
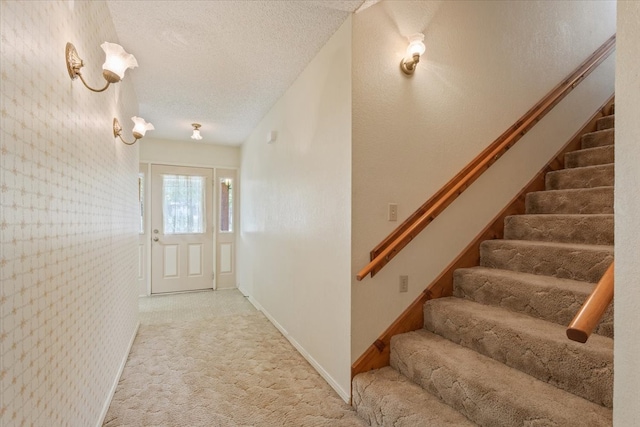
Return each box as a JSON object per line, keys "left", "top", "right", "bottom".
{"left": 357, "top": 34, "right": 616, "bottom": 281}
{"left": 352, "top": 95, "right": 615, "bottom": 378}
{"left": 567, "top": 262, "right": 614, "bottom": 343}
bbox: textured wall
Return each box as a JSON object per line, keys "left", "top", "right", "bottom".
{"left": 238, "top": 18, "right": 352, "bottom": 400}
{"left": 351, "top": 0, "right": 616, "bottom": 360}
{"left": 0, "top": 1, "right": 139, "bottom": 425}
{"left": 614, "top": 1, "right": 640, "bottom": 423}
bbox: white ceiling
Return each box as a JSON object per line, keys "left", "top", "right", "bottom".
{"left": 106, "top": 1, "right": 375, "bottom": 146}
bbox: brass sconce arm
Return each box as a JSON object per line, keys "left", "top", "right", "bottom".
{"left": 113, "top": 118, "right": 139, "bottom": 145}
{"left": 66, "top": 43, "right": 120, "bottom": 92}
{"left": 65, "top": 42, "right": 136, "bottom": 93}
{"left": 400, "top": 53, "right": 421, "bottom": 75}
{"left": 75, "top": 73, "right": 112, "bottom": 93}
{"left": 113, "top": 117, "right": 154, "bottom": 146}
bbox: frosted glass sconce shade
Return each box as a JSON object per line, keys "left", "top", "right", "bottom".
{"left": 131, "top": 116, "right": 154, "bottom": 139}
{"left": 113, "top": 117, "right": 154, "bottom": 145}
{"left": 101, "top": 42, "right": 138, "bottom": 82}
{"left": 406, "top": 33, "right": 426, "bottom": 57}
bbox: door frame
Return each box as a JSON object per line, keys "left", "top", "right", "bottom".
{"left": 138, "top": 161, "right": 239, "bottom": 295}
{"left": 140, "top": 163, "right": 152, "bottom": 296}
{"left": 214, "top": 168, "right": 238, "bottom": 290}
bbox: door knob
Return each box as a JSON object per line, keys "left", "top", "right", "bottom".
{"left": 153, "top": 237, "right": 159, "bottom": 242}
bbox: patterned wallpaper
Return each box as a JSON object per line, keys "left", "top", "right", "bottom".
{"left": 1, "top": 1, "right": 140, "bottom": 425}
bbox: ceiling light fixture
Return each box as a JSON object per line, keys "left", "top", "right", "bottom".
{"left": 191, "top": 123, "right": 203, "bottom": 140}
{"left": 113, "top": 116, "right": 154, "bottom": 145}
{"left": 66, "top": 42, "right": 138, "bottom": 92}
{"left": 400, "top": 33, "right": 426, "bottom": 76}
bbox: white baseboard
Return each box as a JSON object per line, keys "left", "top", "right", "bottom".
{"left": 237, "top": 284, "right": 250, "bottom": 297}
{"left": 247, "top": 297, "right": 350, "bottom": 403}
{"left": 97, "top": 321, "right": 140, "bottom": 427}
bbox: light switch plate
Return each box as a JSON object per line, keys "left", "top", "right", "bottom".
{"left": 400, "top": 275, "right": 408, "bottom": 292}
{"left": 388, "top": 203, "right": 398, "bottom": 221}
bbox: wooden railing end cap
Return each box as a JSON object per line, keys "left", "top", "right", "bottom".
{"left": 566, "top": 328, "right": 588, "bottom": 343}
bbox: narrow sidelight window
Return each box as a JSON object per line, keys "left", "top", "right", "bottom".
{"left": 139, "top": 173, "right": 145, "bottom": 234}
{"left": 220, "top": 178, "right": 233, "bottom": 232}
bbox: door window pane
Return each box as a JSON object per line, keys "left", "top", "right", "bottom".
{"left": 220, "top": 178, "right": 233, "bottom": 232}
{"left": 163, "top": 175, "right": 205, "bottom": 234}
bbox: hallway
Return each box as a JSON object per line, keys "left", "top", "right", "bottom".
{"left": 103, "top": 290, "right": 365, "bottom": 426}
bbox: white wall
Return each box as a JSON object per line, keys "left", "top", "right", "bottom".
{"left": 614, "top": 1, "right": 640, "bottom": 423}
{"left": 238, "top": 18, "right": 352, "bottom": 400}
{"left": 1, "top": 1, "right": 139, "bottom": 425}
{"left": 351, "top": 1, "right": 616, "bottom": 359}
{"left": 140, "top": 137, "right": 239, "bottom": 168}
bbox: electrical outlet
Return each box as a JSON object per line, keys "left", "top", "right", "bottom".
{"left": 388, "top": 203, "right": 398, "bottom": 221}
{"left": 399, "top": 275, "right": 409, "bottom": 293}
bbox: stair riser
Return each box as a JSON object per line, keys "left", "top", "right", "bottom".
{"left": 480, "top": 241, "right": 613, "bottom": 283}
{"left": 453, "top": 268, "right": 614, "bottom": 337}
{"left": 352, "top": 368, "right": 476, "bottom": 427}
{"left": 526, "top": 188, "right": 613, "bottom": 215}
{"left": 565, "top": 146, "right": 614, "bottom": 168}
{"left": 596, "top": 115, "right": 614, "bottom": 131}
{"left": 545, "top": 165, "right": 614, "bottom": 190}
{"left": 582, "top": 129, "right": 614, "bottom": 149}
{"left": 390, "top": 331, "right": 612, "bottom": 427}
{"left": 423, "top": 299, "right": 613, "bottom": 407}
{"left": 504, "top": 215, "right": 614, "bottom": 245}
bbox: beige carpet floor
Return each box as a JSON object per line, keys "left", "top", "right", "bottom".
{"left": 103, "top": 290, "right": 366, "bottom": 427}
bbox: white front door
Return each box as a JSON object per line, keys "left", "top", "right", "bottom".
{"left": 151, "top": 164, "right": 214, "bottom": 294}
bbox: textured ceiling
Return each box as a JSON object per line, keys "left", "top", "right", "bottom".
{"left": 106, "top": 1, "right": 375, "bottom": 146}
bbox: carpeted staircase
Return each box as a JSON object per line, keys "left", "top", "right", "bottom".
{"left": 352, "top": 112, "right": 615, "bottom": 426}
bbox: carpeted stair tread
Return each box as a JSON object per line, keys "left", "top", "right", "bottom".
{"left": 581, "top": 128, "right": 614, "bottom": 149}
{"left": 596, "top": 115, "right": 614, "bottom": 131}
{"left": 423, "top": 297, "right": 613, "bottom": 407}
{"left": 351, "top": 367, "right": 477, "bottom": 426}
{"left": 503, "top": 213, "right": 613, "bottom": 245}
{"left": 480, "top": 239, "right": 613, "bottom": 282}
{"left": 545, "top": 163, "right": 613, "bottom": 190}
{"left": 453, "top": 266, "right": 613, "bottom": 337}
{"left": 525, "top": 186, "right": 613, "bottom": 214}
{"left": 565, "top": 145, "right": 614, "bottom": 168}
{"left": 390, "top": 330, "right": 612, "bottom": 427}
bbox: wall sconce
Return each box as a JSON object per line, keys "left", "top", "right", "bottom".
{"left": 113, "top": 117, "right": 154, "bottom": 145}
{"left": 191, "top": 123, "right": 203, "bottom": 140}
{"left": 400, "top": 33, "right": 426, "bottom": 76}
{"left": 66, "top": 42, "right": 138, "bottom": 92}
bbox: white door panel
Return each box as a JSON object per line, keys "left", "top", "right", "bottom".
{"left": 188, "top": 244, "right": 203, "bottom": 276}
{"left": 220, "top": 243, "right": 233, "bottom": 274}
